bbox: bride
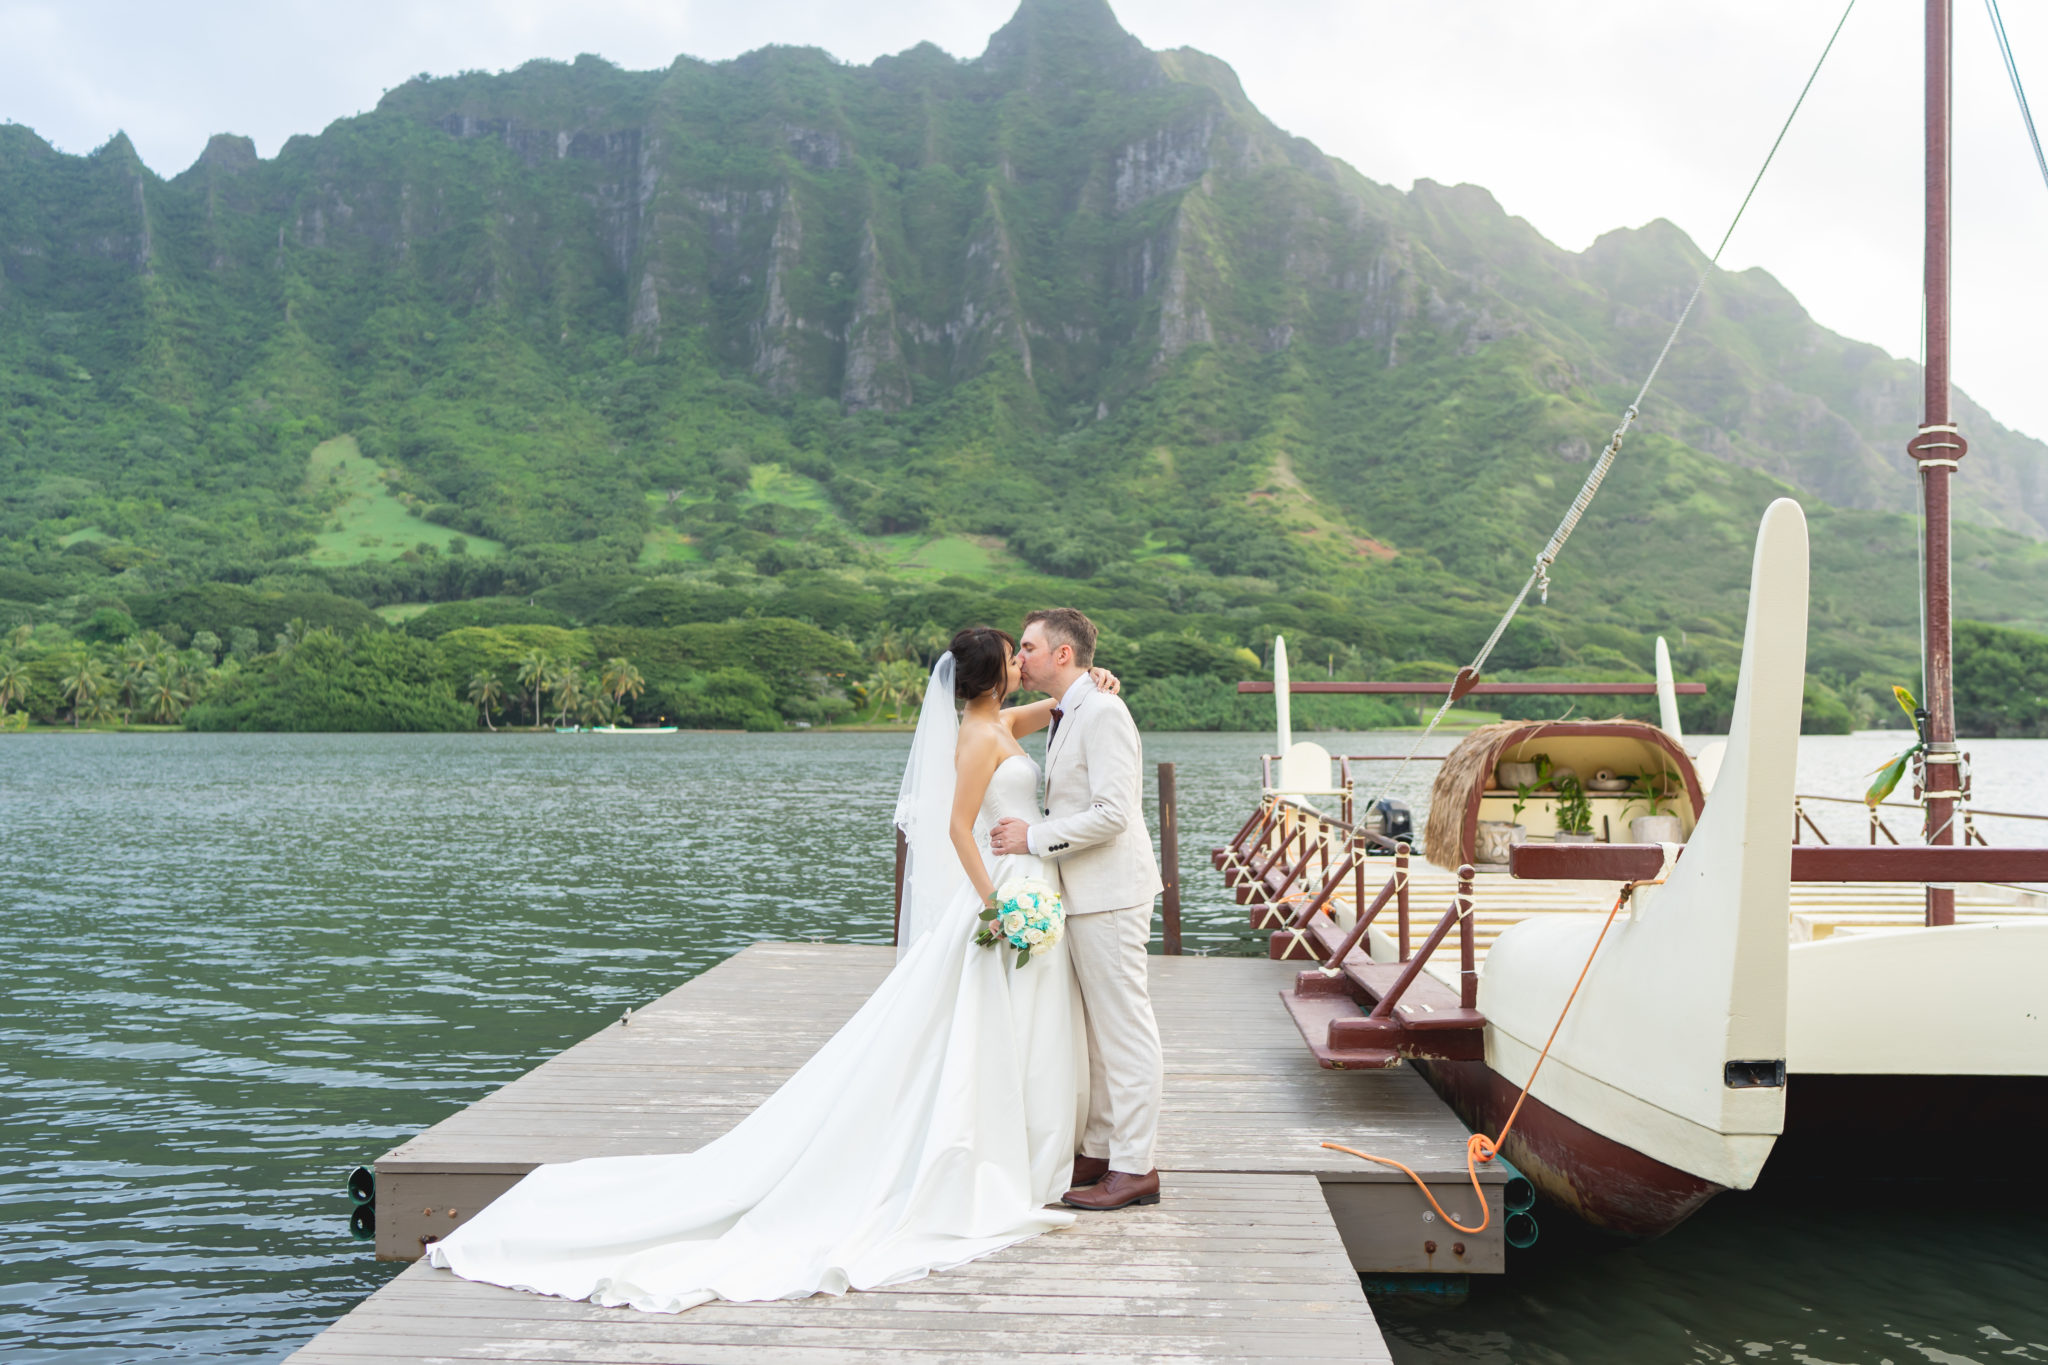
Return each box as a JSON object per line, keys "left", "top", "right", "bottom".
{"left": 425, "top": 626, "right": 1116, "bottom": 1312}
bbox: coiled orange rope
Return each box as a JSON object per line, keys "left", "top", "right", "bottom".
{"left": 1323, "top": 884, "right": 1633, "bottom": 1234}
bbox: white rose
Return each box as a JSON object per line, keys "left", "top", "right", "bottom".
{"left": 1023, "top": 927, "right": 1046, "bottom": 945}
{"left": 1002, "top": 911, "right": 1026, "bottom": 934}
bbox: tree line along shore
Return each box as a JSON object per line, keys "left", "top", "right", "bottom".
{"left": 1, "top": 579, "right": 2043, "bottom": 737}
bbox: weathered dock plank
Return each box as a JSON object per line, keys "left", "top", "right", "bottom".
{"left": 379, "top": 946, "right": 1487, "bottom": 1167}
{"left": 370, "top": 946, "right": 1500, "bottom": 1273}
{"left": 292, "top": 1170, "right": 1390, "bottom": 1365}
{"left": 301, "top": 942, "right": 1514, "bottom": 1361}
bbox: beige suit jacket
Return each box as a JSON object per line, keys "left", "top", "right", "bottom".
{"left": 1031, "top": 686, "right": 1163, "bottom": 916}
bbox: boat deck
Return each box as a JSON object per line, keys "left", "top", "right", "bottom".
{"left": 1306, "top": 861, "right": 2048, "bottom": 983}
{"left": 287, "top": 943, "right": 1514, "bottom": 1364}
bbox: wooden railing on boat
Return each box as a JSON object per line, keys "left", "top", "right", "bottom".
{"left": 1792, "top": 791, "right": 2048, "bottom": 849}
{"left": 1217, "top": 784, "right": 2048, "bottom": 1071}
{"left": 1216, "top": 792, "right": 1486, "bottom": 1068}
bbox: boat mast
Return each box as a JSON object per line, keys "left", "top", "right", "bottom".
{"left": 1914, "top": 0, "right": 1965, "bottom": 927}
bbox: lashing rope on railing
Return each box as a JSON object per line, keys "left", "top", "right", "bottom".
{"left": 1317, "top": 861, "right": 1404, "bottom": 978}
{"left": 1353, "top": 0, "right": 1858, "bottom": 820}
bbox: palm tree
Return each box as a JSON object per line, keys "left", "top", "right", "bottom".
{"left": 862, "top": 623, "right": 908, "bottom": 665}
{"left": 516, "top": 650, "right": 552, "bottom": 729}
{"left": 549, "top": 664, "right": 587, "bottom": 729}
{"left": 274, "top": 618, "right": 310, "bottom": 654}
{"left": 60, "top": 659, "right": 110, "bottom": 727}
{"left": 139, "top": 667, "right": 191, "bottom": 724}
{"left": 599, "top": 657, "right": 645, "bottom": 710}
{"left": 855, "top": 658, "right": 927, "bottom": 721}
{"left": 467, "top": 671, "right": 504, "bottom": 731}
{"left": 908, "top": 621, "right": 950, "bottom": 666}
{"left": 0, "top": 655, "right": 26, "bottom": 720}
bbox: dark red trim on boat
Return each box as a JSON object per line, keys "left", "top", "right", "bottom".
{"left": 1416, "top": 1059, "right": 1725, "bottom": 1239}
{"left": 1509, "top": 842, "right": 2048, "bottom": 884}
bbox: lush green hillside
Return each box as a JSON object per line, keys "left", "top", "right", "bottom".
{"left": 3, "top": 0, "right": 2046, "bottom": 730}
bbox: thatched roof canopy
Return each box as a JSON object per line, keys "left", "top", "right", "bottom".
{"left": 1423, "top": 719, "right": 1702, "bottom": 871}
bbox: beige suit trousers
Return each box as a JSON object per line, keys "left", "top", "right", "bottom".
{"left": 1065, "top": 902, "right": 1164, "bottom": 1173}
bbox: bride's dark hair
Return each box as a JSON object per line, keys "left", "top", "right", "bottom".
{"left": 949, "top": 626, "right": 1016, "bottom": 702}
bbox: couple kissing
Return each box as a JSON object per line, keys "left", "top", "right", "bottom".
{"left": 426, "top": 607, "right": 1168, "bottom": 1315}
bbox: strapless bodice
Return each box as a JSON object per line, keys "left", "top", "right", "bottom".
{"left": 978, "top": 753, "right": 1042, "bottom": 834}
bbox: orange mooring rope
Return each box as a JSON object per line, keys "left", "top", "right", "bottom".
{"left": 1322, "top": 884, "right": 1634, "bottom": 1234}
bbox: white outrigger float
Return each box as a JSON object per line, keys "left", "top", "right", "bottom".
{"left": 1217, "top": 0, "right": 2048, "bottom": 1237}
{"left": 1219, "top": 500, "right": 2048, "bottom": 1237}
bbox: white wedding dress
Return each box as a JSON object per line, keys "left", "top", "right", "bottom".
{"left": 427, "top": 750, "right": 1087, "bottom": 1312}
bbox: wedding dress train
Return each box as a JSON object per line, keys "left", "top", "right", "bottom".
{"left": 427, "top": 753, "right": 1086, "bottom": 1312}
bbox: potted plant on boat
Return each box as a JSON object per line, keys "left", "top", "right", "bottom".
{"left": 1626, "top": 766, "right": 1687, "bottom": 843}
{"left": 1552, "top": 773, "right": 1597, "bottom": 843}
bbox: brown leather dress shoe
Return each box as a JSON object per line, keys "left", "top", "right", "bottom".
{"left": 1062, "top": 1168, "right": 1160, "bottom": 1210}
{"left": 1070, "top": 1155, "right": 1110, "bottom": 1189}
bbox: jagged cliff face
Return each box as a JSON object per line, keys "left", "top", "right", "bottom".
{"left": 2, "top": 0, "right": 2045, "bottom": 596}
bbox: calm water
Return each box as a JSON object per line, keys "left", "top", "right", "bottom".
{"left": 1, "top": 729, "right": 2043, "bottom": 1363}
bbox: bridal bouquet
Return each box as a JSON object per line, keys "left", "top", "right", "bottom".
{"left": 975, "top": 877, "right": 1064, "bottom": 967}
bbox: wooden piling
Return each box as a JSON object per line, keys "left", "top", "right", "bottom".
{"left": 1159, "top": 761, "right": 1182, "bottom": 955}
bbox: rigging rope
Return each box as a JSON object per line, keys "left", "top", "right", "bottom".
{"left": 1986, "top": 0, "right": 2048, "bottom": 196}
{"left": 1354, "top": 0, "right": 1857, "bottom": 815}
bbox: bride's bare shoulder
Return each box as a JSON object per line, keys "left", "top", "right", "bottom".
{"left": 954, "top": 718, "right": 1007, "bottom": 765}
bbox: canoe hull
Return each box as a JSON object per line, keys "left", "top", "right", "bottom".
{"left": 1418, "top": 1058, "right": 1725, "bottom": 1238}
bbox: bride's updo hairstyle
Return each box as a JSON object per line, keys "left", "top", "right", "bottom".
{"left": 949, "top": 626, "right": 1016, "bottom": 702}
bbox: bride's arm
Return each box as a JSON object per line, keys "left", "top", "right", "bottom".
{"left": 949, "top": 729, "right": 1003, "bottom": 907}
{"left": 1002, "top": 696, "right": 1058, "bottom": 737}
{"left": 1001, "top": 667, "right": 1122, "bottom": 737}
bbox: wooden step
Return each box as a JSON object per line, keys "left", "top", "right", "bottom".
{"left": 1277, "top": 985, "right": 1400, "bottom": 1070}
{"left": 1338, "top": 961, "right": 1483, "bottom": 1032}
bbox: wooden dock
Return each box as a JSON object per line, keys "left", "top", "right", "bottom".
{"left": 294, "top": 944, "right": 1507, "bottom": 1363}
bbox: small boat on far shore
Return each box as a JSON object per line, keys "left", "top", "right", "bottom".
{"left": 553, "top": 724, "right": 680, "bottom": 734}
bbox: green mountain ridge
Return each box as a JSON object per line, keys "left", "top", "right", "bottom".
{"left": 3, "top": 0, "right": 2047, "bottom": 721}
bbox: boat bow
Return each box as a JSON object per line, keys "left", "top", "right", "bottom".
{"left": 1479, "top": 498, "right": 1808, "bottom": 1195}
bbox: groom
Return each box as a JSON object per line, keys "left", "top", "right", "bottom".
{"left": 990, "top": 607, "right": 1166, "bottom": 1211}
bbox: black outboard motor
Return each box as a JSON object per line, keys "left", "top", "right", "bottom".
{"left": 1363, "top": 798, "right": 1415, "bottom": 853}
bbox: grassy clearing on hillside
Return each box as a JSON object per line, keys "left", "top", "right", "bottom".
{"left": 373, "top": 602, "right": 434, "bottom": 623}
{"left": 638, "top": 526, "right": 705, "bottom": 566}
{"left": 56, "top": 526, "right": 109, "bottom": 547}
{"left": 878, "top": 534, "right": 1005, "bottom": 577}
{"left": 637, "top": 466, "right": 1011, "bottom": 579}
{"left": 303, "top": 437, "right": 502, "bottom": 566}
{"left": 748, "top": 463, "right": 833, "bottom": 510}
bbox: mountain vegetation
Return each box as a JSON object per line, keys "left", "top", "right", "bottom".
{"left": 3, "top": 0, "right": 2046, "bottom": 732}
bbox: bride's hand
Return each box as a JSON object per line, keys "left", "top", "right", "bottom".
{"left": 1089, "top": 666, "right": 1121, "bottom": 696}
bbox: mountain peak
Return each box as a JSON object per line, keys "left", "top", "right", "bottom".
{"left": 192, "top": 133, "right": 258, "bottom": 175}
{"left": 978, "top": 0, "right": 1153, "bottom": 86}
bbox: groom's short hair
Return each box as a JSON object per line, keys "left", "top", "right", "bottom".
{"left": 1024, "top": 608, "right": 1097, "bottom": 669}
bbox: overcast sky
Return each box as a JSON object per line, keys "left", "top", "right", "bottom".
{"left": 5, "top": 0, "right": 2047, "bottom": 443}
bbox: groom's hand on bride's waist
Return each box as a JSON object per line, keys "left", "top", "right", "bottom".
{"left": 989, "top": 817, "right": 1033, "bottom": 856}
